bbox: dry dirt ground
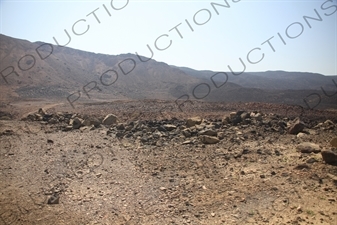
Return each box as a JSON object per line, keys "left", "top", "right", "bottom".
{"left": 0, "top": 99, "right": 337, "bottom": 225}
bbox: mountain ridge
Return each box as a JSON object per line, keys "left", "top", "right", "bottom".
{"left": 1, "top": 34, "right": 336, "bottom": 109}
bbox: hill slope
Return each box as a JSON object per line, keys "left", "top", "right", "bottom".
{"left": 1, "top": 34, "right": 336, "bottom": 109}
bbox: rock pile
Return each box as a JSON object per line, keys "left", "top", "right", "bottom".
{"left": 23, "top": 109, "right": 336, "bottom": 149}
{"left": 23, "top": 108, "right": 116, "bottom": 131}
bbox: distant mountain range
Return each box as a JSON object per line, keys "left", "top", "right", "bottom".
{"left": 176, "top": 66, "right": 337, "bottom": 91}
{"left": 0, "top": 34, "right": 336, "bottom": 108}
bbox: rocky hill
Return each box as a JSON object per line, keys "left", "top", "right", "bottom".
{"left": 1, "top": 34, "right": 336, "bottom": 109}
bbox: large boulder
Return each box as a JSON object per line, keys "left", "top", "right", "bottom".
{"left": 186, "top": 117, "right": 202, "bottom": 128}
{"left": 102, "top": 114, "right": 118, "bottom": 125}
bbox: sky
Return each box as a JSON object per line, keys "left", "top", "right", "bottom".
{"left": 0, "top": 0, "right": 336, "bottom": 75}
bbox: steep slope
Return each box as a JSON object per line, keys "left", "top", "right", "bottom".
{"left": 0, "top": 34, "right": 201, "bottom": 101}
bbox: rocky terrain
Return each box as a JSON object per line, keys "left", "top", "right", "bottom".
{"left": 0, "top": 101, "right": 336, "bottom": 225}
{"left": 1, "top": 33, "right": 337, "bottom": 225}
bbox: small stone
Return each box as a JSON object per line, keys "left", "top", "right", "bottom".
{"left": 327, "top": 173, "right": 337, "bottom": 184}
{"left": 47, "top": 194, "right": 59, "bottom": 204}
{"left": 182, "top": 129, "right": 191, "bottom": 138}
{"left": 199, "top": 135, "right": 220, "bottom": 144}
{"left": 182, "top": 140, "right": 193, "bottom": 145}
{"left": 251, "top": 112, "right": 262, "bottom": 121}
{"left": 164, "top": 124, "right": 177, "bottom": 131}
{"left": 70, "top": 117, "right": 83, "bottom": 129}
{"left": 63, "top": 125, "right": 73, "bottom": 131}
{"left": 217, "top": 132, "right": 226, "bottom": 140}
{"left": 116, "top": 123, "right": 125, "bottom": 130}
{"left": 38, "top": 108, "right": 46, "bottom": 116}
{"left": 229, "top": 112, "right": 237, "bottom": 119}
{"left": 294, "top": 163, "right": 310, "bottom": 170}
{"left": 211, "top": 213, "right": 215, "bottom": 217}
{"left": 330, "top": 138, "right": 337, "bottom": 147}
{"left": 222, "top": 116, "right": 230, "bottom": 125}
{"left": 199, "top": 130, "right": 217, "bottom": 136}
{"left": 323, "top": 120, "right": 335, "bottom": 130}
{"left": 297, "top": 133, "right": 307, "bottom": 139}
{"left": 159, "top": 187, "right": 167, "bottom": 191}
{"left": 306, "top": 158, "right": 318, "bottom": 164}
{"left": 80, "top": 126, "right": 89, "bottom": 131}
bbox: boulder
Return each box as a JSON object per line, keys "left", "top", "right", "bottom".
{"left": 102, "top": 114, "right": 118, "bottom": 125}
{"left": 321, "top": 150, "right": 337, "bottom": 164}
{"left": 186, "top": 117, "right": 202, "bottom": 128}
{"left": 199, "top": 135, "right": 220, "bottom": 144}
{"left": 296, "top": 142, "right": 321, "bottom": 153}
{"left": 288, "top": 119, "right": 305, "bottom": 135}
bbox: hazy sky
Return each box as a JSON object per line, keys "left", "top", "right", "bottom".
{"left": 1, "top": 0, "right": 336, "bottom": 75}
